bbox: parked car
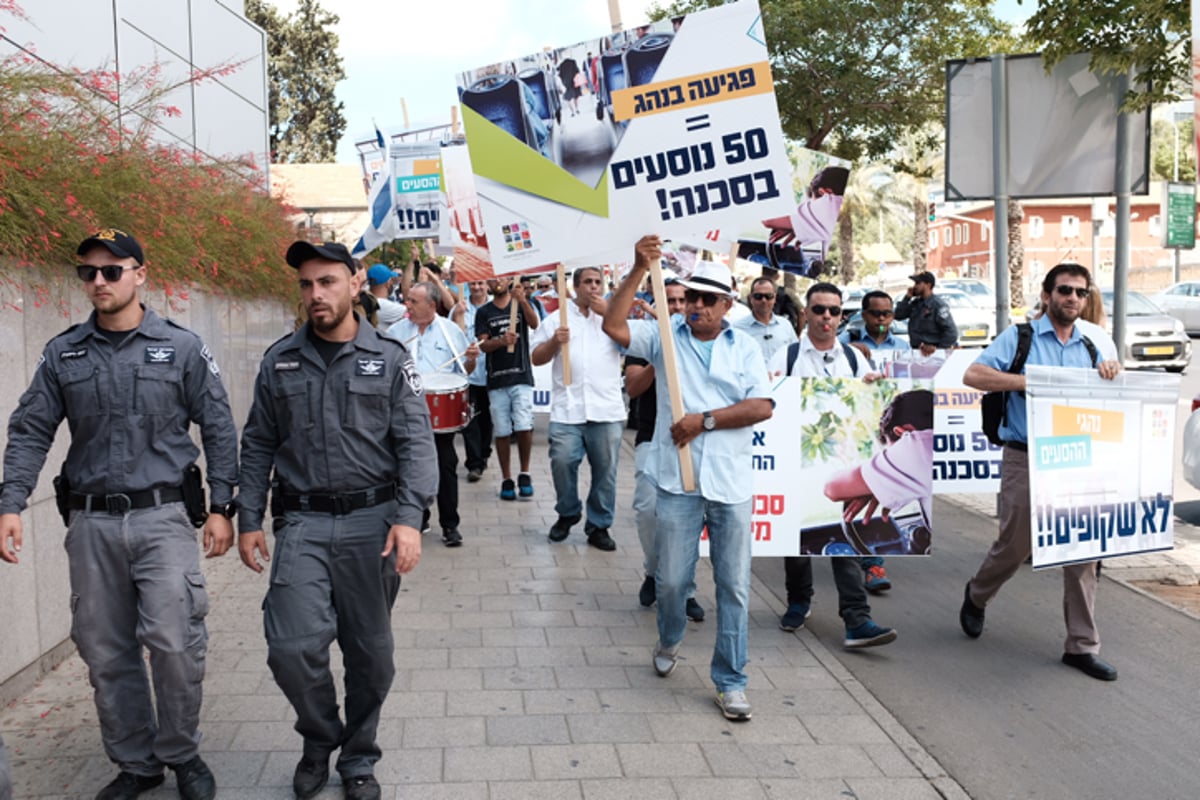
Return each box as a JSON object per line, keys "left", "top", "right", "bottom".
{"left": 939, "top": 289, "right": 995, "bottom": 347}
{"left": 940, "top": 278, "right": 995, "bottom": 309}
{"left": 1101, "top": 290, "right": 1190, "bottom": 373}
{"left": 839, "top": 311, "right": 908, "bottom": 342}
{"left": 1150, "top": 281, "right": 1200, "bottom": 334}
{"left": 837, "top": 288, "right": 867, "bottom": 331}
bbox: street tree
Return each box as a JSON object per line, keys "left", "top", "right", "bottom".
{"left": 1020, "top": 0, "right": 1189, "bottom": 112}
{"left": 246, "top": 0, "right": 346, "bottom": 162}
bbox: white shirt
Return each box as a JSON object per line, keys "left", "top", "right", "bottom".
{"left": 375, "top": 297, "right": 407, "bottom": 330}
{"left": 530, "top": 300, "right": 625, "bottom": 424}
{"left": 767, "top": 333, "right": 870, "bottom": 378}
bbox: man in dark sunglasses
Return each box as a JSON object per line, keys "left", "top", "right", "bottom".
{"left": 960, "top": 262, "right": 1122, "bottom": 682}
{"left": 604, "top": 236, "right": 773, "bottom": 723}
{"left": 895, "top": 271, "right": 958, "bottom": 356}
{"left": 0, "top": 228, "right": 238, "bottom": 800}
{"left": 734, "top": 276, "right": 798, "bottom": 362}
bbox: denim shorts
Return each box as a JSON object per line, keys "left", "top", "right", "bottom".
{"left": 488, "top": 385, "right": 533, "bottom": 437}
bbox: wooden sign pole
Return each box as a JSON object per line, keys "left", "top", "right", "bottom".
{"left": 648, "top": 257, "right": 695, "bottom": 491}
{"left": 556, "top": 263, "right": 572, "bottom": 385}
{"left": 506, "top": 280, "right": 519, "bottom": 353}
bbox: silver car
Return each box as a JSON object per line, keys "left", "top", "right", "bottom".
{"left": 1102, "top": 290, "right": 1190, "bottom": 373}
{"left": 1151, "top": 281, "right": 1200, "bottom": 334}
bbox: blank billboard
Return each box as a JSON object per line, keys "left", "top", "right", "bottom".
{"left": 945, "top": 53, "right": 1149, "bottom": 201}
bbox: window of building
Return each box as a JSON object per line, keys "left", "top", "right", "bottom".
{"left": 928, "top": 230, "right": 937, "bottom": 249}
{"left": 962, "top": 224, "right": 970, "bottom": 245}
{"left": 954, "top": 225, "right": 961, "bottom": 245}
{"left": 1028, "top": 216, "right": 1044, "bottom": 239}
{"left": 1061, "top": 215, "right": 1080, "bottom": 238}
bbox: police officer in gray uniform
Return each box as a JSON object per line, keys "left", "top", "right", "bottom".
{"left": 0, "top": 229, "right": 237, "bottom": 800}
{"left": 237, "top": 241, "right": 436, "bottom": 800}
{"left": 894, "top": 270, "right": 959, "bottom": 355}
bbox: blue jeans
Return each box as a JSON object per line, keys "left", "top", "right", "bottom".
{"left": 655, "top": 488, "right": 752, "bottom": 692}
{"left": 548, "top": 421, "right": 622, "bottom": 528}
{"left": 634, "top": 443, "right": 696, "bottom": 597}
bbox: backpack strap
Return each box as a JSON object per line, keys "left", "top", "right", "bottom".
{"left": 840, "top": 341, "right": 859, "bottom": 374}
{"left": 785, "top": 341, "right": 801, "bottom": 375}
{"left": 1008, "top": 323, "right": 1034, "bottom": 374}
{"left": 1079, "top": 335, "right": 1099, "bottom": 366}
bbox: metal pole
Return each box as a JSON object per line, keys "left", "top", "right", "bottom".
{"left": 1174, "top": 119, "right": 1182, "bottom": 283}
{"left": 1113, "top": 72, "right": 1131, "bottom": 358}
{"left": 991, "top": 55, "right": 1011, "bottom": 332}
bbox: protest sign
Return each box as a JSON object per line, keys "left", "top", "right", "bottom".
{"left": 442, "top": 144, "right": 495, "bottom": 281}
{"left": 933, "top": 349, "right": 1003, "bottom": 493}
{"left": 391, "top": 142, "right": 444, "bottom": 240}
{"left": 1026, "top": 365, "right": 1179, "bottom": 569}
{"left": 455, "top": 0, "right": 793, "bottom": 273}
{"left": 700, "top": 375, "right": 934, "bottom": 558}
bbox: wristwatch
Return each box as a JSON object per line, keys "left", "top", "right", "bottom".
{"left": 209, "top": 500, "right": 237, "bottom": 519}
{"left": 702, "top": 411, "right": 716, "bottom": 432}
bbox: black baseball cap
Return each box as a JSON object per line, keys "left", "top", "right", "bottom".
{"left": 77, "top": 228, "right": 144, "bottom": 265}
{"left": 286, "top": 240, "right": 357, "bottom": 272}
{"left": 909, "top": 270, "right": 936, "bottom": 286}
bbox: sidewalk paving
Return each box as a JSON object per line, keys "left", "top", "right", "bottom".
{"left": 0, "top": 420, "right": 966, "bottom": 800}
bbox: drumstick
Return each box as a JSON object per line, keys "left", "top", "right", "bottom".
{"left": 436, "top": 352, "right": 465, "bottom": 371}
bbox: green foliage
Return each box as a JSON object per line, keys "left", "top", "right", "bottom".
{"left": 0, "top": 12, "right": 296, "bottom": 299}
{"left": 648, "top": 0, "right": 1012, "bottom": 160}
{"left": 246, "top": 0, "right": 347, "bottom": 163}
{"left": 1021, "top": 0, "right": 1189, "bottom": 112}
{"left": 797, "top": 378, "right": 901, "bottom": 467}
{"left": 1151, "top": 116, "right": 1196, "bottom": 182}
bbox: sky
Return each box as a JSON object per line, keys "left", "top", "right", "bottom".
{"left": 271, "top": 0, "right": 1033, "bottom": 166}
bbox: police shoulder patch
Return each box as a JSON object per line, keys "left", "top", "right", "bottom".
{"left": 400, "top": 359, "right": 423, "bottom": 396}
{"left": 200, "top": 344, "right": 221, "bottom": 377}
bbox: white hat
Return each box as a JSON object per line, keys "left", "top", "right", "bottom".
{"left": 676, "top": 260, "right": 736, "bottom": 298}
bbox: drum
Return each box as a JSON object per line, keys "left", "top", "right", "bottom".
{"left": 423, "top": 373, "right": 470, "bottom": 433}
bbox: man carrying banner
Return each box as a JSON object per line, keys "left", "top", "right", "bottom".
{"left": 959, "top": 262, "right": 1122, "bottom": 681}
{"left": 734, "top": 276, "right": 798, "bottom": 363}
{"left": 531, "top": 267, "right": 624, "bottom": 550}
{"left": 837, "top": 289, "right": 910, "bottom": 593}
{"left": 767, "top": 282, "right": 898, "bottom": 649}
{"left": 603, "top": 236, "right": 773, "bottom": 722}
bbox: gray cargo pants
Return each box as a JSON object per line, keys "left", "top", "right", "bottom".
{"left": 0, "top": 733, "right": 13, "bottom": 800}
{"left": 263, "top": 504, "right": 401, "bottom": 778}
{"left": 65, "top": 503, "right": 208, "bottom": 776}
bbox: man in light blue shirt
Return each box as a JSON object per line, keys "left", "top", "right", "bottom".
{"left": 960, "top": 262, "right": 1122, "bottom": 682}
{"left": 734, "top": 276, "right": 798, "bottom": 363}
{"left": 461, "top": 279, "right": 493, "bottom": 482}
{"left": 387, "top": 282, "right": 479, "bottom": 547}
{"left": 603, "top": 236, "right": 773, "bottom": 723}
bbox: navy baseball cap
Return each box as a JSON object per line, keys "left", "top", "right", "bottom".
{"left": 77, "top": 228, "right": 144, "bottom": 265}
{"left": 286, "top": 240, "right": 357, "bottom": 272}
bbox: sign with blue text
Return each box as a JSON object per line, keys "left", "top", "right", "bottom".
{"left": 1025, "top": 366, "right": 1179, "bottom": 569}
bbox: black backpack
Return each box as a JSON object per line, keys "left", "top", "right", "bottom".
{"left": 980, "top": 323, "right": 1098, "bottom": 446}
{"left": 784, "top": 340, "right": 858, "bottom": 375}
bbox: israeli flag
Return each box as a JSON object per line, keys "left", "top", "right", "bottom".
{"left": 352, "top": 127, "right": 400, "bottom": 257}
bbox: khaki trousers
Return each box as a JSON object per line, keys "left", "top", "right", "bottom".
{"left": 968, "top": 446, "right": 1101, "bottom": 655}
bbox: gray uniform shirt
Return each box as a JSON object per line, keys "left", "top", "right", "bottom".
{"left": 894, "top": 293, "right": 958, "bottom": 349}
{"left": 238, "top": 318, "right": 437, "bottom": 533}
{"left": 0, "top": 307, "right": 238, "bottom": 512}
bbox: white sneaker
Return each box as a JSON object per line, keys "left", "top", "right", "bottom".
{"left": 652, "top": 641, "right": 680, "bottom": 677}
{"left": 714, "top": 689, "right": 752, "bottom": 721}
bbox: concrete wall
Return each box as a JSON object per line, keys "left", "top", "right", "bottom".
{"left": 0, "top": 275, "right": 292, "bottom": 699}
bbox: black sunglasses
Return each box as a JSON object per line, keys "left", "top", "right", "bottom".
{"left": 76, "top": 264, "right": 139, "bottom": 283}
{"left": 809, "top": 304, "right": 842, "bottom": 317}
{"left": 1053, "top": 285, "right": 1089, "bottom": 299}
{"left": 865, "top": 308, "right": 894, "bottom": 317}
{"left": 751, "top": 292, "right": 776, "bottom": 301}
{"left": 684, "top": 290, "right": 724, "bottom": 307}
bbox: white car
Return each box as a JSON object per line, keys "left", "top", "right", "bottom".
{"left": 940, "top": 278, "right": 996, "bottom": 309}
{"left": 939, "top": 289, "right": 996, "bottom": 347}
{"left": 1151, "top": 281, "right": 1200, "bottom": 334}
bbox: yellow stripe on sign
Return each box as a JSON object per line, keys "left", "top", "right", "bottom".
{"left": 611, "top": 61, "right": 774, "bottom": 123}
{"left": 1050, "top": 405, "right": 1124, "bottom": 443}
{"left": 412, "top": 159, "right": 440, "bottom": 176}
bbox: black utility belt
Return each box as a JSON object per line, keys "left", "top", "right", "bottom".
{"left": 68, "top": 486, "right": 185, "bottom": 514}
{"left": 278, "top": 482, "right": 398, "bottom": 515}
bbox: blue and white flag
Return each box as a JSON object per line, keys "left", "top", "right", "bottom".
{"left": 352, "top": 127, "right": 400, "bottom": 257}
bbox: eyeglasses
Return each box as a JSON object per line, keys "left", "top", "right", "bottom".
{"left": 809, "top": 304, "right": 842, "bottom": 317}
{"left": 76, "top": 264, "right": 138, "bottom": 283}
{"left": 1053, "top": 285, "right": 1089, "bottom": 299}
{"left": 684, "top": 290, "right": 723, "bottom": 307}
{"left": 751, "top": 292, "right": 776, "bottom": 301}
{"left": 864, "top": 308, "right": 894, "bottom": 317}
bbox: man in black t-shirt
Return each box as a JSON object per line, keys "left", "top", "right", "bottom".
{"left": 625, "top": 280, "right": 703, "bottom": 622}
{"left": 474, "top": 276, "right": 541, "bottom": 500}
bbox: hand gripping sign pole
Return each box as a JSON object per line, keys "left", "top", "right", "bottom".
{"left": 556, "top": 263, "right": 572, "bottom": 385}
{"left": 506, "top": 281, "right": 519, "bottom": 354}
{"left": 648, "top": 257, "right": 695, "bottom": 491}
